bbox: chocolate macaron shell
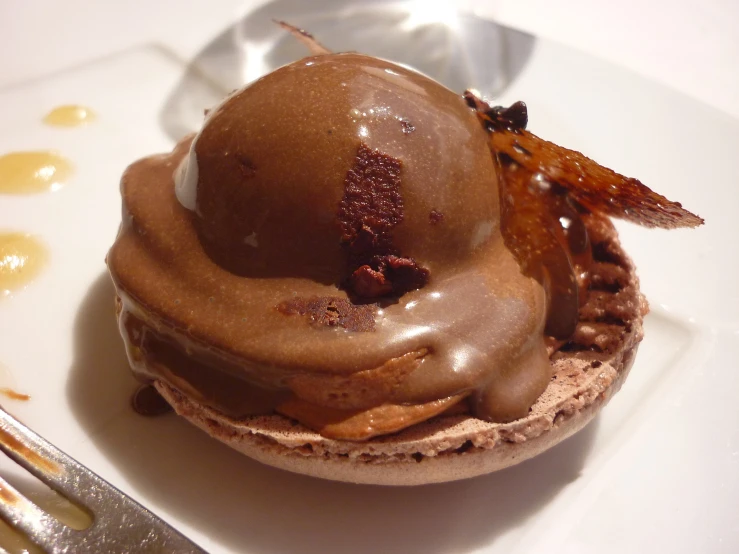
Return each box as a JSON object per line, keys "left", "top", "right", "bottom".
{"left": 150, "top": 214, "right": 646, "bottom": 485}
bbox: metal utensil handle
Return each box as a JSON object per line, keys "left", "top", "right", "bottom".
{"left": 0, "top": 407, "right": 208, "bottom": 553}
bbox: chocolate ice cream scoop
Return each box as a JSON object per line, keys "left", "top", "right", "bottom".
{"left": 176, "top": 53, "right": 499, "bottom": 292}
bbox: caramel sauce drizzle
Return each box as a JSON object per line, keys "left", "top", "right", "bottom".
{"left": 0, "top": 233, "right": 48, "bottom": 298}
{"left": 43, "top": 105, "right": 96, "bottom": 127}
{"left": 0, "top": 388, "right": 30, "bottom": 401}
{"left": 0, "top": 151, "right": 73, "bottom": 194}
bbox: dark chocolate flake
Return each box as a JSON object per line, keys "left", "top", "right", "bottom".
{"left": 337, "top": 143, "right": 430, "bottom": 299}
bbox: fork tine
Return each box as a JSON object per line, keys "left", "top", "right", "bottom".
{"left": 0, "top": 408, "right": 208, "bottom": 553}
{"left": 0, "top": 475, "right": 72, "bottom": 551}
{"left": 0, "top": 408, "right": 78, "bottom": 505}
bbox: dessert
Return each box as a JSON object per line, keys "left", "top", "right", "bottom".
{"left": 107, "top": 28, "right": 701, "bottom": 485}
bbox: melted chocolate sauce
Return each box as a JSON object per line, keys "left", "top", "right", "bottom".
{"left": 131, "top": 385, "right": 172, "bottom": 416}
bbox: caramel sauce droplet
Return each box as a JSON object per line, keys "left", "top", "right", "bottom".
{"left": 0, "top": 151, "right": 73, "bottom": 194}
{"left": 0, "top": 388, "right": 30, "bottom": 401}
{"left": 0, "top": 233, "right": 48, "bottom": 298}
{"left": 43, "top": 105, "right": 96, "bottom": 127}
{"left": 0, "top": 363, "right": 28, "bottom": 402}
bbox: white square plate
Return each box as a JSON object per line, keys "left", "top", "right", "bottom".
{"left": 0, "top": 5, "right": 736, "bottom": 553}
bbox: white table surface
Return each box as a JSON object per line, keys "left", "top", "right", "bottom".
{"left": 1, "top": 0, "right": 738, "bottom": 120}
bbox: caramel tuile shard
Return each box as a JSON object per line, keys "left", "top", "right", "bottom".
{"left": 495, "top": 156, "right": 580, "bottom": 339}
{"left": 467, "top": 92, "right": 704, "bottom": 229}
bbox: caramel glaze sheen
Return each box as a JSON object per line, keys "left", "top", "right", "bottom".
{"left": 108, "top": 54, "right": 554, "bottom": 434}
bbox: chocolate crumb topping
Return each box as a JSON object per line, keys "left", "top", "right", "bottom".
{"left": 463, "top": 91, "right": 528, "bottom": 132}
{"left": 349, "top": 265, "right": 392, "bottom": 297}
{"left": 429, "top": 209, "right": 444, "bottom": 224}
{"left": 488, "top": 101, "right": 528, "bottom": 132}
{"left": 277, "top": 296, "right": 377, "bottom": 332}
{"left": 338, "top": 143, "right": 429, "bottom": 298}
{"left": 349, "top": 255, "right": 429, "bottom": 298}
{"left": 379, "top": 254, "right": 429, "bottom": 291}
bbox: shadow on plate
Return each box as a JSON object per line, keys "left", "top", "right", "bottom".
{"left": 67, "top": 273, "right": 597, "bottom": 554}
{"left": 159, "top": 0, "right": 535, "bottom": 141}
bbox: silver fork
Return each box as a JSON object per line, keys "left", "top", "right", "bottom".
{"left": 0, "top": 407, "right": 208, "bottom": 553}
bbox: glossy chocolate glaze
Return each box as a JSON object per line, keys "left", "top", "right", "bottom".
{"left": 108, "top": 54, "right": 553, "bottom": 430}
{"left": 191, "top": 53, "right": 500, "bottom": 281}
